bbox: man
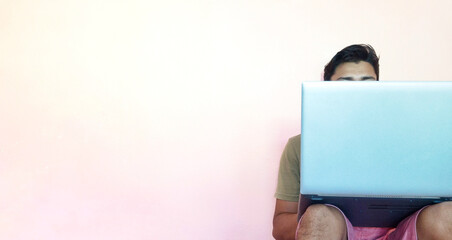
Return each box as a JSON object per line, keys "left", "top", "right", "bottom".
{"left": 272, "top": 44, "right": 452, "bottom": 240}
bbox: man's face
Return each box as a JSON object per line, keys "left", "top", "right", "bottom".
{"left": 330, "top": 61, "right": 377, "bottom": 81}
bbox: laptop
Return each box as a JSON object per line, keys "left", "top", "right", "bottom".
{"left": 298, "top": 81, "right": 452, "bottom": 227}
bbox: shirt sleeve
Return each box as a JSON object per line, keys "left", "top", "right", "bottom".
{"left": 274, "top": 135, "right": 301, "bottom": 202}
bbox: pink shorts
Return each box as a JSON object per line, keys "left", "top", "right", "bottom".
{"left": 297, "top": 204, "right": 429, "bottom": 240}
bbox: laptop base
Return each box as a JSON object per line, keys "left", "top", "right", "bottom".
{"left": 298, "top": 194, "right": 451, "bottom": 227}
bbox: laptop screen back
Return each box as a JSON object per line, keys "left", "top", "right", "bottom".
{"left": 300, "top": 81, "right": 452, "bottom": 198}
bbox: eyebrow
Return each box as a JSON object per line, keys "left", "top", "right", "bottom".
{"left": 337, "top": 76, "right": 376, "bottom": 81}
{"left": 336, "top": 77, "right": 354, "bottom": 80}
{"left": 361, "top": 76, "right": 376, "bottom": 80}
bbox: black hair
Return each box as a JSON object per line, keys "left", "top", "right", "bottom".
{"left": 323, "top": 44, "right": 379, "bottom": 81}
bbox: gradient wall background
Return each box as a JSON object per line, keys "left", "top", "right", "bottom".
{"left": 1, "top": 0, "right": 451, "bottom": 239}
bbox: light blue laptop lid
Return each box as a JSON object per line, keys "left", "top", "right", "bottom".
{"left": 300, "top": 81, "right": 452, "bottom": 198}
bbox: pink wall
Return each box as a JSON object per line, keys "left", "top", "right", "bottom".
{"left": 1, "top": 0, "right": 451, "bottom": 239}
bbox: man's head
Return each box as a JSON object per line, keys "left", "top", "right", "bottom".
{"left": 323, "top": 44, "right": 379, "bottom": 81}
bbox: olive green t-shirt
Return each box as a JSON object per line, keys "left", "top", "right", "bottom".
{"left": 274, "top": 134, "right": 301, "bottom": 202}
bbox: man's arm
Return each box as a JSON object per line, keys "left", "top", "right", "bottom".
{"left": 272, "top": 199, "right": 299, "bottom": 240}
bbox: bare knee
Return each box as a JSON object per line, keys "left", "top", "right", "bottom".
{"left": 303, "top": 204, "right": 336, "bottom": 221}
{"left": 297, "top": 204, "right": 347, "bottom": 240}
{"left": 303, "top": 204, "right": 345, "bottom": 221}
{"left": 417, "top": 202, "right": 452, "bottom": 240}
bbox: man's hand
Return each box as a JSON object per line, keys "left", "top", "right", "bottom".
{"left": 272, "top": 199, "right": 298, "bottom": 240}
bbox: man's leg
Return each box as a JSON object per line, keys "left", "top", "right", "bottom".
{"left": 417, "top": 201, "right": 452, "bottom": 240}
{"left": 296, "top": 204, "right": 348, "bottom": 240}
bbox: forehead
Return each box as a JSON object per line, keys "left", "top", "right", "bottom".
{"left": 333, "top": 61, "right": 376, "bottom": 78}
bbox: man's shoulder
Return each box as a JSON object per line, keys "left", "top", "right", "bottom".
{"left": 284, "top": 134, "right": 300, "bottom": 158}
{"left": 288, "top": 134, "right": 301, "bottom": 145}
